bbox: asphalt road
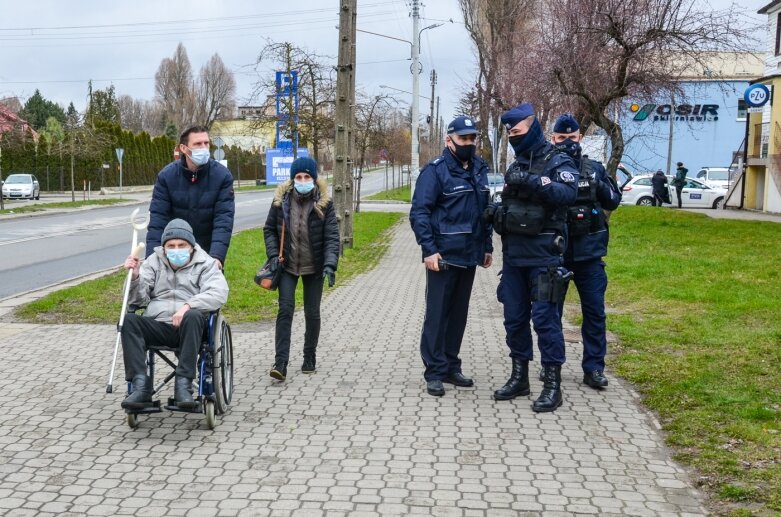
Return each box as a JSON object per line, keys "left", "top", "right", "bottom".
{"left": 0, "top": 168, "right": 394, "bottom": 300}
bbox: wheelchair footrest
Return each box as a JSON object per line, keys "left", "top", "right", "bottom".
{"left": 164, "top": 397, "right": 203, "bottom": 413}
{"left": 125, "top": 400, "right": 162, "bottom": 415}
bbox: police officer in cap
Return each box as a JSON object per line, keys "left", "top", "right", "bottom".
{"left": 410, "top": 115, "right": 493, "bottom": 397}
{"left": 549, "top": 113, "right": 621, "bottom": 390}
{"left": 486, "top": 103, "right": 578, "bottom": 412}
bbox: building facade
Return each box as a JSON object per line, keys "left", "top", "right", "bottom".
{"left": 615, "top": 52, "right": 763, "bottom": 176}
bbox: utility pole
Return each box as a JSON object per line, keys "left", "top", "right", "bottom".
{"left": 429, "top": 70, "right": 436, "bottom": 159}
{"left": 410, "top": 0, "right": 420, "bottom": 200}
{"left": 334, "top": 0, "right": 356, "bottom": 252}
{"left": 666, "top": 93, "right": 674, "bottom": 175}
{"left": 435, "top": 96, "right": 441, "bottom": 150}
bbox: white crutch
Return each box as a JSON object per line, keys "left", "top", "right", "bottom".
{"left": 106, "top": 208, "right": 150, "bottom": 394}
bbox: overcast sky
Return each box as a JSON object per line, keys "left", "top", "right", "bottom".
{"left": 0, "top": 0, "right": 475, "bottom": 123}
{"left": 0, "top": 0, "right": 768, "bottom": 127}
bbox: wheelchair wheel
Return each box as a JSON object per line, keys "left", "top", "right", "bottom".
{"left": 205, "top": 401, "right": 216, "bottom": 430}
{"left": 213, "top": 314, "right": 234, "bottom": 415}
{"left": 127, "top": 413, "right": 139, "bottom": 429}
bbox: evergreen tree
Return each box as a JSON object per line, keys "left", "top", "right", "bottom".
{"left": 20, "top": 90, "right": 67, "bottom": 130}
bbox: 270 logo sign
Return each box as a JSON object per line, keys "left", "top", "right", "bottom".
{"left": 630, "top": 103, "right": 719, "bottom": 122}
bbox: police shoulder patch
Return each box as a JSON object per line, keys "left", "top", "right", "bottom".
{"left": 560, "top": 171, "right": 576, "bottom": 182}
{"left": 540, "top": 176, "right": 552, "bottom": 187}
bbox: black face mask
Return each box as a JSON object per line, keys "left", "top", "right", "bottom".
{"left": 450, "top": 141, "right": 476, "bottom": 162}
{"left": 508, "top": 119, "right": 543, "bottom": 157}
{"left": 555, "top": 138, "right": 582, "bottom": 158}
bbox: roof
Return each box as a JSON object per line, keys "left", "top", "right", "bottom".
{"left": 0, "top": 104, "right": 38, "bottom": 141}
{"left": 758, "top": 0, "right": 781, "bottom": 14}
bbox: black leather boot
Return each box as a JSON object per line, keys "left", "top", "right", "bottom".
{"left": 174, "top": 376, "right": 195, "bottom": 409}
{"left": 270, "top": 362, "right": 287, "bottom": 381}
{"left": 532, "top": 365, "right": 563, "bottom": 413}
{"left": 493, "top": 359, "right": 530, "bottom": 400}
{"left": 121, "top": 374, "right": 152, "bottom": 409}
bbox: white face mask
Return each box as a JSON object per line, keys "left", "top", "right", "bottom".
{"left": 188, "top": 147, "right": 210, "bottom": 166}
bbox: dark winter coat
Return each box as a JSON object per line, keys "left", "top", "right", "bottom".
{"left": 263, "top": 178, "right": 339, "bottom": 274}
{"left": 146, "top": 156, "right": 235, "bottom": 264}
{"left": 409, "top": 148, "right": 493, "bottom": 267}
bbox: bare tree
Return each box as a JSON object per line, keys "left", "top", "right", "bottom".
{"left": 352, "top": 94, "right": 395, "bottom": 211}
{"left": 195, "top": 53, "right": 237, "bottom": 129}
{"left": 118, "top": 95, "right": 145, "bottom": 133}
{"left": 154, "top": 43, "right": 195, "bottom": 133}
{"left": 250, "top": 40, "right": 336, "bottom": 164}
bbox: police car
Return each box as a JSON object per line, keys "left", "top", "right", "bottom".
{"left": 620, "top": 174, "right": 726, "bottom": 209}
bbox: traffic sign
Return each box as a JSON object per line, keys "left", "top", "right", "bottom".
{"left": 115, "top": 147, "right": 124, "bottom": 163}
{"left": 744, "top": 84, "right": 770, "bottom": 108}
{"left": 213, "top": 136, "right": 225, "bottom": 148}
{"left": 214, "top": 148, "right": 225, "bottom": 161}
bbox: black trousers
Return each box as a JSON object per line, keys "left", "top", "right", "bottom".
{"left": 121, "top": 311, "right": 207, "bottom": 381}
{"left": 274, "top": 270, "right": 324, "bottom": 367}
{"left": 675, "top": 186, "right": 683, "bottom": 208}
{"left": 653, "top": 192, "right": 665, "bottom": 206}
{"left": 420, "top": 266, "right": 476, "bottom": 381}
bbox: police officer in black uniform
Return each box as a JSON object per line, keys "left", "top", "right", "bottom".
{"left": 410, "top": 115, "right": 493, "bottom": 397}
{"left": 486, "top": 103, "right": 578, "bottom": 413}
{"left": 550, "top": 113, "right": 622, "bottom": 389}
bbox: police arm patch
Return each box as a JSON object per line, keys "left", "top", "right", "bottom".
{"left": 560, "top": 171, "right": 576, "bottom": 182}
{"left": 540, "top": 176, "right": 552, "bottom": 186}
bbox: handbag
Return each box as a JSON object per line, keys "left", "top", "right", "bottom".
{"left": 254, "top": 220, "right": 286, "bottom": 290}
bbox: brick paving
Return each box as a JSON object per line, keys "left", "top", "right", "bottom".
{"left": 0, "top": 219, "right": 707, "bottom": 516}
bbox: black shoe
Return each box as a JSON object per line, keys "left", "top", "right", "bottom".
{"left": 301, "top": 356, "right": 316, "bottom": 374}
{"left": 532, "top": 365, "right": 563, "bottom": 413}
{"left": 270, "top": 364, "right": 287, "bottom": 381}
{"left": 493, "top": 359, "right": 530, "bottom": 401}
{"left": 174, "top": 376, "right": 196, "bottom": 409}
{"left": 426, "top": 380, "right": 445, "bottom": 397}
{"left": 443, "top": 372, "right": 474, "bottom": 387}
{"left": 583, "top": 370, "right": 609, "bottom": 389}
{"left": 538, "top": 367, "right": 544, "bottom": 382}
{"left": 121, "top": 374, "right": 152, "bottom": 409}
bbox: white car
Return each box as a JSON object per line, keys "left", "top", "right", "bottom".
{"left": 620, "top": 174, "right": 726, "bottom": 209}
{"left": 692, "top": 167, "right": 732, "bottom": 190}
{"left": 486, "top": 173, "right": 504, "bottom": 202}
{"left": 2, "top": 173, "right": 40, "bottom": 200}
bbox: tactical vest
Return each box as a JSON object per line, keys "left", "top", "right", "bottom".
{"left": 500, "top": 151, "right": 567, "bottom": 236}
{"left": 567, "top": 156, "right": 606, "bottom": 236}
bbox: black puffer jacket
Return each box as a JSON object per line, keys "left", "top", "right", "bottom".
{"left": 263, "top": 178, "right": 339, "bottom": 274}
{"left": 146, "top": 156, "right": 235, "bottom": 264}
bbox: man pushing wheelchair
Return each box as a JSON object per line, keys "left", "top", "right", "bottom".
{"left": 120, "top": 218, "right": 229, "bottom": 410}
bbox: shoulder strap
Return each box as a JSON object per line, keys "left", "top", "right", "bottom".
{"left": 279, "top": 220, "right": 286, "bottom": 262}
{"left": 580, "top": 157, "right": 597, "bottom": 203}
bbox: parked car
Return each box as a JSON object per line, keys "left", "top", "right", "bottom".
{"left": 620, "top": 174, "right": 726, "bottom": 209}
{"left": 486, "top": 173, "right": 505, "bottom": 202}
{"left": 691, "top": 167, "right": 732, "bottom": 190}
{"left": 2, "top": 173, "right": 40, "bottom": 200}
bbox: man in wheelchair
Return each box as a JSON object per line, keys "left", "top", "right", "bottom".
{"left": 120, "top": 218, "right": 229, "bottom": 410}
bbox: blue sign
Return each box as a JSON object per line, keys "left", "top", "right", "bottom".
{"left": 265, "top": 148, "right": 309, "bottom": 185}
{"left": 275, "top": 71, "right": 299, "bottom": 149}
{"left": 744, "top": 84, "right": 770, "bottom": 108}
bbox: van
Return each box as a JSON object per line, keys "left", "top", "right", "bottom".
{"left": 692, "top": 167, "right": 731, "bottom": 189}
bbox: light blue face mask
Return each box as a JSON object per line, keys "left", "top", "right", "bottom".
{"left": 294, "top": 180, "right": 315, "bottom": 194}
{"left": 188, "top": 148, "right": 210, "bottom": 166}
{"left": 166, "top": 248, "right": 191, "bottom": 267}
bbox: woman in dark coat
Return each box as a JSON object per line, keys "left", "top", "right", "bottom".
{"left": 263, "top": 157, "right": 340, "bottom": 381}
{"left": 651, "top": 170, "right": 669, "bottom": 207}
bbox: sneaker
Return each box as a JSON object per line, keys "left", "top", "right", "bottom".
{"left": 270, "top": 365, "right": 287, "bottom": 381}
{"left": 301, "top": 357, "right": 316, "bottom": 373}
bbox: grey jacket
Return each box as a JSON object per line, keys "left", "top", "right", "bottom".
{"left": 129, "top": 245, "right": 229, "bottom": 324}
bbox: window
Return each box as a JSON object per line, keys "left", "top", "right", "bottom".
{"left": 776, "top": 13, "right": 781, "bottom": 55}
{"left": 737, "top": 99, "right": 747, "bottom": 121}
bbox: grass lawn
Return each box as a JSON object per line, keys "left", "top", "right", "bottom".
{"left": 603, "top": 206, "right": 781, "bottom": 515}
{"left": 366, "top": 183, "right": 411, "bottom": 202}
{"left": 15, "top": 211, "right": 404, "bottom": 325}
{"left": 0, "top": 198, "right": 126, "bottom": 215}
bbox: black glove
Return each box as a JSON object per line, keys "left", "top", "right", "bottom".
{"left": 482, "top": 203, "right": 497, "bottom": 224}
{"left": 505, "top": 165, "right": 529, "bottom": 186}
{"left": 323, "top": 265, "right": 336, "bottom": 287}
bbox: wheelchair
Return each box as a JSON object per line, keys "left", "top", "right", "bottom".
{"left": 124, "top": 310, "right": 234, "bottom": 430}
